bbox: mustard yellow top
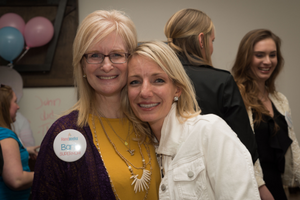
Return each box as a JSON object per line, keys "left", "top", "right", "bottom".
{"left": 88, "top": 115, "right": 160, "bottom": 200}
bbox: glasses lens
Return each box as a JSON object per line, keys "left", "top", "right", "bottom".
{"left": 110, "top": 53, "right": 126, "bottom": 64}
{"left": 87, "top": 53, "right": 103, "bottom": 64}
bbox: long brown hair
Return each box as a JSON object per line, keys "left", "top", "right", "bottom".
{"left": 164, "top": 8, "right": 214, "bottom": 66}
{"left": 231, "top": 29, "right": 284, "bottom": 123}
{"left": 0, "top": 85, "right": 14, "bottom": 129}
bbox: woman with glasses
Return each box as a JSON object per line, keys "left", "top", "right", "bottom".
{"left": 0, "top": 85, "right": 39, "bottom": 199}
{"left": 31, "top": 10, "right": 160, "bottom": 200}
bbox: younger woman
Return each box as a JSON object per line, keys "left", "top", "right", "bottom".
{"left": 232, "top": 29, "right": 300, "bottom": 200}
{"left": 123, "top": 41, "right": 260, "bottom": 199}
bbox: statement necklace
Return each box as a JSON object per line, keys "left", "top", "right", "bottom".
{"left": 98, "top": 111, "right": 135, "bottom": 156}
{"left": 92, "top": 114, "right": 152, "bottom": 199}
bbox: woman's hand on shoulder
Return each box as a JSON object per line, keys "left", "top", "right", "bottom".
{"left": 259, "top": 185, "right": 274, "bottom": 200}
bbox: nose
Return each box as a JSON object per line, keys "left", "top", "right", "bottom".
{"left": 101, "top": 57, "right": 113, "bottom": 73}
{"left": 140, "top": 81, "right": 153, "bottom": 99}
{"left": 263, "top": 56, "right": 271, "bottom": 65}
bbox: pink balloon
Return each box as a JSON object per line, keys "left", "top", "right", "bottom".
{"left": 0, "top": 13, "right": 25, "bottom": 35}
{"left": 24, "top": 16, "right": 54, "bottom": 48}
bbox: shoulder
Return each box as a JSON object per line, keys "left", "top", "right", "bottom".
{"left": 0, "top": 127, "right": 17, "bottom": 140}
{"left": 51, "top": 110, "right": 79, "bottom": 128}
{"left": 43, "top": 110, "right": 80, "bottom": 141}
{"left": 187, "top": 114, "right": 231, "bottom": 131}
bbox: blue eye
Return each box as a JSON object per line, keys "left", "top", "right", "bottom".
{"left": 129, "top": 80, "right": 139, "bottom": 85}
{"left": 111, "top": 53, "right": 124, "bottom": 58}
{"left": 90, "top": 53, "right": 101, "bottom": 58}
{"left": 155, "top": 79, "right": 165, "bottom": 83}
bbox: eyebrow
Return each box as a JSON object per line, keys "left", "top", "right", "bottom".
{"left": 86, "top": 49, "right": 125, "bottom": 54}
{"left": 254, "top": 50, "right": 277, "bottom": 53}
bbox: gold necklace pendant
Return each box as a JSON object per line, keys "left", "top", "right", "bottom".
{"left": 127, "top": 149, "right": 135, "bottom": 156}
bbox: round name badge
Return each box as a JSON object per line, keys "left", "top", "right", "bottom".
{"left": 53, "top": 129, "right": 87, "bottom": 162}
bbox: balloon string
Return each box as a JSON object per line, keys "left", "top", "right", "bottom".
{"left": 15, "top": 47, "right": 30, "bottom": 63}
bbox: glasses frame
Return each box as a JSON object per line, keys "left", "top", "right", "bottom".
{"left": 83, "top": 53, "right": 130, "bottom": 64}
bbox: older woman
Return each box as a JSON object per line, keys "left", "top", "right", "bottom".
{"left": 164, "top": 8, "right": 258, "bottom": 164}
{"left": 0, "top": 85, "right": 39, "bottom": 199}
{"left": 31, "top": 10, "right": 160, "bottom": 200}
{"left": 232, "top": 29, "right": 300, "bottom": 200}
{"left": 123, "top": 41, "right": 260, "bottom": 199}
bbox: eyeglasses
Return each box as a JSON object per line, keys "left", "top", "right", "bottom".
{"left": 83, "top": 52, "right": 130, "bottom": 64}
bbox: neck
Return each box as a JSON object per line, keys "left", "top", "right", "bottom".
{"left": 95, "top": 94, "right": 122, "bottom": 118}
{"left": 257, "top": 81, "right": 268, "bottom": 100}
{"left": 149, "top": 122, "right": 163, "bottom": 142}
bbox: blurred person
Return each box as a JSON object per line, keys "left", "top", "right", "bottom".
{"left": 232, "top": 29, "right": 300, "bottom": 200}
{"left": 164, "top": 8, "right": 258, "bottom": 165}
{"left": 0, "top": 84, "right": 39, "bottom": 199}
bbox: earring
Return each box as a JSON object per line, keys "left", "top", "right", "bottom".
{"left": 83, "top": 74, "right": 87, "bottom": 78}
{"left": 174, "top": 96, "right": 178, "bottom": 101}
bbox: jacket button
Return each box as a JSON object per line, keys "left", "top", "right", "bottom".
{"left": 188, "top": 171, "right": 194, "bottom": 178}
{"left": 161, "top": 184, "right": 166, "bottom": 191}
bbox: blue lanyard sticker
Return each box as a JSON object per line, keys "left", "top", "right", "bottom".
{"left": 285, "top": 111, "right": 293, "bottom": 129}
{"left": 53, "top": 129, "right": 87, "bottom": 162}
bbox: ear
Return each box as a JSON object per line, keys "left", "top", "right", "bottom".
{"left": 175, "top": 86, "right": 182, "bottom": 98}
{"left": 198, "top": 32, "right": 204, "bottom": 49}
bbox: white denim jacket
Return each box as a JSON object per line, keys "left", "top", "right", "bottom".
{"left": 156, "top": 104, "right": 260, "bottom": 200}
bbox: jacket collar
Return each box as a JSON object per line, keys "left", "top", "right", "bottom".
{"left": 156, "top": 103, "right": 186, "bottom": 156}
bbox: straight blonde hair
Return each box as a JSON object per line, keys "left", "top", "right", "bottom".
{"left": 164, "top": 8, "right": 214, "bottom": 66}
{"left": 70, "top": 10, "right": 137, "bottom": 127}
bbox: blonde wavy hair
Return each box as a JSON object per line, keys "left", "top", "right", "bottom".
{"left": 122, "top": 41, "right": 200, "bottom": 141}
{"left": 164, "top": 8, "right": 214, "bottom": 66}
{"left": 69, "top": 10, "right": 137, "bottom": 127}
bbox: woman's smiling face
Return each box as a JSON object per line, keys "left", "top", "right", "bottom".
{"left": 250, "top": 38, "right": 278, "bottom": 84}
{"left": 127, "top": 55, "right": 180, "bottom": 128}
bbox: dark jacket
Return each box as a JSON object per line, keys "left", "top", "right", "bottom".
{"left": 181, "top": 56, "right": 258, "bottom": 163}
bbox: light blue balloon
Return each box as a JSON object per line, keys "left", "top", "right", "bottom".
{"left": 0, "top": 27, "right": 24, "bottom": 62}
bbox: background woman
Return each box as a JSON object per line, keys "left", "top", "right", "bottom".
{"left": 31, "top": 10, "right": 160, "bottom": 199}
{"left": 164, "top": 8, "right": 258, "bottom": 164}
{"left": 0, "top": 84, "right": 38, "bottom": 199}
{"left": 123, "top": 41, "right": 260, "bottom": 199}
{"left": 232, "top": 29, "right": 300, "bottom": 200}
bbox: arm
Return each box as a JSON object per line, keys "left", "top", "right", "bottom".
{"left": 222, "top": 75, "right": 258, "bottom": 164}
{"left": 0, "top": 138, "right": 33, "bottom": 190}
{"left": 204, "top": 116, "right": 260, "bottom": 199}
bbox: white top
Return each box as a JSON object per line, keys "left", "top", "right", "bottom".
{"left": 156, "top": 103, "right": 260, "bottom": 200}
{"left": 12, "top": 111, "right": 35, "bottom": 147}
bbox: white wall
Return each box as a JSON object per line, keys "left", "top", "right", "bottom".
{"left": 19, "top": 0, "right": 300, "bottom": 145}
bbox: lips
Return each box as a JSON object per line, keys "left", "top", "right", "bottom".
{"left": 258, "top": 67, "right": 271, "bottom": 71}
{"left": 97, "top": 75, "right": 118, "bottom": 79}
{"left": 139, "top": 103, "right": 159, "bottom": 108}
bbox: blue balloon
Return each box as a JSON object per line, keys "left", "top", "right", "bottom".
{"left": 0, "top": 27, "right": 24, "bottom": 62}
